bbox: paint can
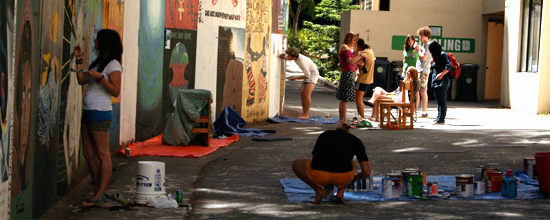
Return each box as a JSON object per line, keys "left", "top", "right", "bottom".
{"left": 456, "top": 174, "right": 474, "bottom": 197}
{"left": 427, "top": 182, "right": 438, "bottom": 196}
{"left": 474, "top": 181, "right": 485, "bottom": 195}
{"left": 486, "top": 170, "right": 503, "bottom": 193}
{"left": 385, "top": 173, "right": 403, "bottom": 191}
{"left": 524, "top": 157, "right": 537, "bottom": 178}
{"left": 406, "top": 175, "right": 423, "bottom": 197}
{"left": 474, "top": 165, "right": 484, "bottom": 181}
{"left": 482, "top": 167, "right": 496, "bottom": 182}
{"left": 401, "top": 169, "right": 421, "bottom": 195}
{"left": 125, "top": 148, "right": 131, "bottom": 158}
{"left": 382, "top": 178, "right": 400, "bottom": 199}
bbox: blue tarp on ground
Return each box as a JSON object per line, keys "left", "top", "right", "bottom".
{"left": 280, "top": 173, "right": 549, "bottom": 203}
{"left": 214, "top": 106, "right": 276, "bottom": 137}
{"left": 268, "top": 114, "right": 340, "bottom": 124}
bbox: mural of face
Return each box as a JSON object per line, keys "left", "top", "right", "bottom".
{"left": 12, "top": 20, "right": 33, "bottom": 197}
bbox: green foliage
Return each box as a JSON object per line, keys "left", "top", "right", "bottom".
{"left": 287, "top": 0, "right": 359, "bottom": 82}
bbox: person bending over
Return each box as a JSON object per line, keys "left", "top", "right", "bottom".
{"left": 365, "top": 67, "right": 419, "bottom": 121}
{"left": 280, "top": 47, "right": 319, "bottom": 119}
{"left": 292, "top": 122, "right": 371, "bottom": 204}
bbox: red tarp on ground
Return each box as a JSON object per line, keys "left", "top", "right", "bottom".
{"left": 117, "top": 134, "right": 239, "bottom": 158}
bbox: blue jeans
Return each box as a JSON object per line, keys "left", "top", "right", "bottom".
{"left": 433, "top": 86, "right": 449, "bottom": 122}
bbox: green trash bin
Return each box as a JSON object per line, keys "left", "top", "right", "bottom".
{"left": 456, "top": 64, "right": 479, "bottom": 101}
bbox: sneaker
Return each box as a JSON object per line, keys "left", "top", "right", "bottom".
{"left": 420, "top": 113, "right": 428, "bottom": 118}
{"left": 431, "top": 120, "right": 445, "bottom": 125}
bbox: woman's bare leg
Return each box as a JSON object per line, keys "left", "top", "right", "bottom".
{"left": 88, "top": 130, "right": 112, "bottom": 203}
{"left": 355, "top": 90, "right": 365, "bottom": 118}
{"left": 298, "top": 83, "right": 315, "bottom": 119}
{"left": 81, "top": 124, "right": 100, "bottom": 196}
{"left": 339, "top": 101, "right": 348, "bottom": 122}
{"left": 292, "top": 158, "right": 325, "bottom": 204}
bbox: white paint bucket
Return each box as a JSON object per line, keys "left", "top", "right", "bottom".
{"left": 135, "top": 161, "right": 166, "bottom": 204}
{"left": 382, "top": 178, "right": 396, "bottom": 199}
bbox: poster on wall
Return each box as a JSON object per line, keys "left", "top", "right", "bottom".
{"left": 199, "top": 0, "right": 246, "bottom": 28}
{"left": 0, "top": 0, "right": 14, "bottom": 218}
{"left": 243, "top": 0, "right": 271, "bottom": 123}
{"left": 215, "top": 26, "right": 245, "bottom": 117}
{"left": 165, "top": 0, "right": 199, "bottom": 30}
{"left": 163, "top": 28, "right": 197, "bottom": 116}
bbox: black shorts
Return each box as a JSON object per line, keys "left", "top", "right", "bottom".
{"left": 355, "top": 82, "right": 370, "bottom": 92}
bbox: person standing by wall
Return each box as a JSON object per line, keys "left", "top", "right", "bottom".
{"left": 402, "top": 35, "right": 418, "bottom": 83}
{"left": 292, "top": 122, "right": 371, "bottom": 204}
{"left": 73, "top": 29, "right": 123, "bottom": 208}
{"left": 415, "top": 27, "right": 432, "bottom": 118}
{"left": 428, "top": 41, "right": 452, "bottom": 125}
{"left": 354, "top": 38, "right": 375, "bottom": 120}
{"left": 280, "top": 47, "right": 319, "bottom": 119}
{"left": 337, "top": 32, "right": 365, "bottom": 122}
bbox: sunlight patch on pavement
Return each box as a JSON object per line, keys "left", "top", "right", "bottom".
{"left": 195, "top": 188, "right": 256, "bottom": 196}
{"left": 203, "top": 202, "right": 248, "bottom": 209}
{"left": 304, "top": 131, "right": 324, "bottom": 135}
{"left": 451, "top": 139, "right": 480, "bottom": 146}
{"left": 374, "top": 201, "right": 408, "bottom": 208}
{"left": 492, "top": 212, "right": 523, "bottom": 217}
{"left": 293, "top": 127, "right": 322, "bottom": 130}
{"left": 392, "top": 147, "right": 424, "bottom": 153}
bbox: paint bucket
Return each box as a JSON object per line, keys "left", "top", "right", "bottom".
{"left": 534, "top": 152, "right": 550, "bottom": 194}
{"left": 486, "top": 170, "right": 503, "bottom": 193}
{"left": 427, "top": 182, "right": 438, "bottom": 196}
{"left": 474, "top": 181, "right": 485, "bottom": 195}
{"left": 382, "top": 178, "right": 399, "bottom": 199}
{"left": 401, "top": 169, "right": 421, "bottom": 195}
{"left": 406, "top": 175, "right": 423, "bottom": 197}
{"left": 456, "top": 174, "right": 474, "bottom": 197}
{"left": 524, "top": 157, "right": 537, "bottom": 178}
{"left": 135, "top": 161, "right": 166, "bottom": 204}
{"left": 385, "top": 173, "right": 403, "bottom": 191}
{"left": 474, "top": 165, "right": 484, "bottom": 181}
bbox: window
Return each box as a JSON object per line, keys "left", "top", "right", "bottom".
{"left": 520, "top": 0, "right": 543, "bottom": 72}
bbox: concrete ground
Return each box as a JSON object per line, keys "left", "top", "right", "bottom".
{"left": 41, "top": 80, "right": 550, "bottom": 219}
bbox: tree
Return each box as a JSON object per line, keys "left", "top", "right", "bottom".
{"left": 289, "top": 0, "right": 316, "bottom": 34}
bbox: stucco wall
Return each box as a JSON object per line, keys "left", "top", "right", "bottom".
{"left": 537, "top": 1, "right": 550, "bottom": 113}
{"left": 483, "top": 0, "right": 506, "bottom": 14}
{"left": 343, "top": 0, "right": 488, "bottom": 100}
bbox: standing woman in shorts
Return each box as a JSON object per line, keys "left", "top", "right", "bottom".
{"left": 74, "top": 29, "right": 123, "bottom": 208}
{"left": 337, "top": 32, "right": 365, "bottom": 122}
{"left": 354, "top": 38, "right": 375, "bottom": 120}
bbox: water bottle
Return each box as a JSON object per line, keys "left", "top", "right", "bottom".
{"left": 324, "top": 112, "right": 330, "bottom": 123}
{"left": 501, "top": 169, "right": 517, "bottom": 198}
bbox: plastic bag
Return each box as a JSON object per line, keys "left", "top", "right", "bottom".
{"left": 147, "top": 195, "right": 178, "bottom": 208}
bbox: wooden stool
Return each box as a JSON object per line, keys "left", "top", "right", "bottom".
{"left": 191, "top": 98, "right": 211, "bottom": 146}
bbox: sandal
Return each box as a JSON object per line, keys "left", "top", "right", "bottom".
{"left": 81, "top": 199, "right": 97, "bottom": 208}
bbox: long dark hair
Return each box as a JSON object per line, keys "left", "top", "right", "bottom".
{"left": 404, "top": 34, "right": 416, "bottom": 51}
{"left": 428, "top": 41, "right": 443, "bottom": 62}
{"left": 89, "top": 29, "right": 123, "bottom": 72}
{"left": 357, "top": 38, "right": 370, "bottom": 50}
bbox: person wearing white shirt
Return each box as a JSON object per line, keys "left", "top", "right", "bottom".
{"left": 280, "top": 47, "right": 319, "bottom": 119}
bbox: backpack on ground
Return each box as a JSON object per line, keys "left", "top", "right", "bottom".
{"left": 447, "top": 53, "right": 461, "bottom": 79}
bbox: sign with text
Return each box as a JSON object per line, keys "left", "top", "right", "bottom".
{"left": 392, "top": 35, "right": 475, "bottom": 53}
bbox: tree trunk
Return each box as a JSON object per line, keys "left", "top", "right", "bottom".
{"left": 293, "top": 4, "right": 301, "bottom": 35}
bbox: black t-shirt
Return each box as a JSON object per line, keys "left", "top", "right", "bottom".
{"left": 310, "top": 130, "right": 369, "bottom": 173}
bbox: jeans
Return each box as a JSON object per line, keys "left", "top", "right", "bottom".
{"left": 433, "top": 86, "right": 449, "bottom": 122}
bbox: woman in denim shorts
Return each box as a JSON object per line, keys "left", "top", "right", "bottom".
{"left": 74, "top": 29, "right": 123, "bottom": 208}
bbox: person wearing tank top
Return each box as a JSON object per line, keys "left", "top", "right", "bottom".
{"left": 337, "top": 32, "right": 366, "bottom": 123}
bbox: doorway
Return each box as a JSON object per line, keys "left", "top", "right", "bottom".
{"left": 484, "top": 21, "right": 504, "bottom": 102}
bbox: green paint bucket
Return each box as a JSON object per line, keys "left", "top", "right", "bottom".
{"left": 406, "top": 174, "right": 423, "bottom": 197}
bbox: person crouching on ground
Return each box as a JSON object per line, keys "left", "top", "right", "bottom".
{"left": 292, "top": 122, "right": 371, "bottom": 204}
{"left": 280, "top": 47, "right": 319, "bottom": 119}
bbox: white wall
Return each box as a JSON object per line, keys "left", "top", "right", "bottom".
{"left": 269, "top": 34, "right": 284, "bottom": 117}
{"left": 537, "top": 1, "right": 550, "bottom": 113}
{"left": 343, "top": 0, "right": 487, "bottom": 100}
{"left": 120, "top": 0, "right": 140, "bottom": 147}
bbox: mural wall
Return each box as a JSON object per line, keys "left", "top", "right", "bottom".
{"left": 216, "top": 26, "right": 246, "bottom": 116}
{"left": 136, "top": 1, "right": 165, "bottom": 141}
{"left": 243, "top": 0, "right": 271, "bottom": 122}
{"left": 0, "top": 0, "right": 14, "bottom": 218}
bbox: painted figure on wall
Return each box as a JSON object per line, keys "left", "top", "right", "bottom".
{"left": 165, "top": 0, "right": 199, "bottom": 30}
{"left": 216, "top": 27, "right": 245, "bottom": 117}
{"left": 12, "top": 20, "right": 34, "bottom": 197}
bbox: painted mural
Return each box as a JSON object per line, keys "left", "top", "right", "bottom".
{"left": 11, "top": 0, "right": 39, "bottom": 218}
{"left": 243, "top": 0, "right": 271, "bottom": 122}
{"left": 136, "top": 1, "right": 166, "bottom": 141}
{"left": 0, "top": 0, "right": 14, "bottom": 218}
{"left": 163, "top": 28, "right": 197, "bottom": 117}
{"left": 166, "top": 0, "right": 199, "bottom": 30}
{"left": 199, "top": 0, "right": 246, "bottom": 27}
{"left": 216, "top": 26, "right": 245, "bottom": 116}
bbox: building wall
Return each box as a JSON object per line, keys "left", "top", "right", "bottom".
{"left": 503, "top": 0, "right": 548, "bottom": 113}
{"left": 342, "top": 0, "right": 488, "bottom": 100}
{"left": 483, "top": 0, "right": 506, "bottom": 14}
